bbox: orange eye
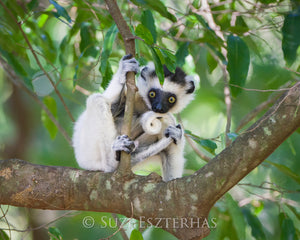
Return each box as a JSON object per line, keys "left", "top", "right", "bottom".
{"left": 149, "top": 91, "right": 156, "bottom": 98}
{"left": 168, "top": 96, "right": 176, "bottom": 104}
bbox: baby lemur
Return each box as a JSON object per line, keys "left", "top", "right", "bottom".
{"left": 73, "top": 55, "right": 195, "bottom": 181}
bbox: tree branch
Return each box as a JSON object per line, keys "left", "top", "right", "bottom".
{"left": 1, "top": 83, "right": 300, "bottom": 239}
{"left": 104, "top": 0, "right": 136, "bottom": 175}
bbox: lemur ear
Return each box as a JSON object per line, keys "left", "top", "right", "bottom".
{"left": 163, "top": 65, "right": 173, "bottom": 78}
{"left": 185, "top": 76, "right": 195, "bottom": 94}
{"left": 170, "top": 67, "right": 187, "bottom": 85}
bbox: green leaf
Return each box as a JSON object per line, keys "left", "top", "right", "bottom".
{"left": 48, "top": 226, "right": 63, "bottom": 240}
{"left": 136, "top": 24, "right": 154, "bottom": 45}
{"left": 42, "top": 96, "right": 58, "bottom": 140}
{"left": 130, "top": 0, "right": 176, "bottom": 22}
{"left": 101, "top": 61, "right": 113, "bottom": 89}
{"left": 160, "top": 49, "right": 176, "bottom": 72}
{"left": 150, "top": 47, "right": 164, "bottom": 84}
{"left": 176, "top": 42, "right": 189, "bottom": 67}
{"left": 0, "top": 48, "right": 29, "bottom": 81}
{"left": 206, "top": 50, "right": 218, "bottom": 73}
{"left": 253, "top": 201, "right": 264, "bottom": 216}
{"left": 100, "top": 24, "right": 118, "bottom": 88}
{"left": 242, "top": 208, "right": 266, "bottom": 240}
{"left": 225, "top": 194, "right": 246, "bottom": 240}
{"left": 258, "top": 0, "right": 279, "bottom": 3}
{"left": 27, "top": 0, "right": 38, "bottom": 11}
{"left": 227, "top": 35, "right": 250, "bottom": 98}
{"left": 185, "top": 130, "right": 217, "bottom": 154}
{"left": 0, "top": 229, "right": 9, "bottom": 240}
{"left": 32, "top": 71, "right": 56, "bottom": 97}
{"left": 282, "top": 11, "right": 300, "bottom": 66}
{"left": 141, "top": 10, "right": 157, "bottom": 43}
{"left": 49, "top": 0, "right": 72, "bottom": 23}
{"left": 130, "top": 229, "right": 144, "bottom": 240}
{"left": 228, "top": 16, "right": 249, "bottom": 35}
{"left": 206, "top": 43, "right": 227, "bottom": 65}
{"left": 79, "top": 22, "right": 98, "bottom": 58}
{"left": 265, "top": 161, "right": 300, "bottom": 184}
{"left": 279, "top": 214, "right": 296, "bottom": 240}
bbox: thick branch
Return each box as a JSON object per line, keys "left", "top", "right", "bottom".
{"left": 193, "top": 83, "right": 300, "bottom": 204}
{"left": 104, "top": 0, "right": 136, "bottom": 175}
{"left": 1, "top": 84, "right": 300, "bottom": 240}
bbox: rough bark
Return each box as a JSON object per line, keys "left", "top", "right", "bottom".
{"left": 1, "top": 83, "right": 300, "bottom": 240}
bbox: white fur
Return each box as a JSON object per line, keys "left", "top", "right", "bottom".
{"left": 73, "top": 58, "right": 194, "bottom": 181}
{"left": 73, "top": 56, "right": 139, "bottom": 172}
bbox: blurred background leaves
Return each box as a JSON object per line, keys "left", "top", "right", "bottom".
{"left": 0, "top": 0, "right": 300, "bottom": 239}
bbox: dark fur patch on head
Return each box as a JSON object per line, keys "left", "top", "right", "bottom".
{"left": 170, "top": 67, "right": 187, "bottom": 86}
{"left": 186, "top": 80, "right": 195, "bottom": 94}
{"left": 163, "top": 65, "right": 173, "bottom": 78}
{"left": 141, "top": 67, "right": 148, "bottom": 80}
{"left": 150, "top": 69, "right": 157, "bottom": 78}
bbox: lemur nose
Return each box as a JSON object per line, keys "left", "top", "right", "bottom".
{"left": 153, "top": 104, "right": 165, "bottom": 113}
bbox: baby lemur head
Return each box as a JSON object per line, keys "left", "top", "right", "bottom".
{"left": 137, "top": 63, "right": 195, "bottom": 114}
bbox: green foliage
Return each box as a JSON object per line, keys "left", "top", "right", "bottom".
{"left": 130, "top": 0, "right": 177, "bottom": 22}
{"left": 130, "top": 229, "right": 144, "bottom": 240}
{"left": 0, "top": 229, "right": 9, "bottom": 240}
{"left": 141, "top": 10, "right": 157, "bottom": 43}
{"left": 49, "top": 0, "right": 72, "bottom": 24}
{"left": 242, "top": 208, "right": 266, "bottom": 240}
{"left": 100, "top": 24, "right": 118, "bottom": 88}
{"left": 150, "top": 47, "right": 164, "bottom": 84}
{"left": 225, "top": 194, "right": 246, "bottom": 240}
{"left": 227, "top": 35, "right": 250, "bottom": 98}
{"left": 185, "top": 130, "right": 217, "bottom": 155}
{"left": 48, "top": 226, "right": 64, "bottom": 240}
{"left": 175, "top": 42, "right": 189, "bottom": 67}
{"left": 41, "top": 96, "right": 58, "bottom": 139}
{"left": 1, "top": 0, "right": 300, "bottom": 240}
{"left": 266, "top": 160, "right": 300, "bottom": 184}
{"left": 136, "top": 24, "right": 154, "bottom": 45}
{"left": 282, "top": 9, "right": 300, "bottom": 66}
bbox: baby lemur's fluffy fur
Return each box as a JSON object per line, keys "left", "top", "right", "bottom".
{"left": 73, "top": 55, "right": 195, "bottom": 181}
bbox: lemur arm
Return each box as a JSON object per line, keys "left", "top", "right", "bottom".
{"left": 102, "top": 54, "right": 138, "bottom": 103}
{"left": 131, "top": 124, "right": 182, "bottom": 165}
{"left": 131, "top": 137, "right": 173, "bottom": 165}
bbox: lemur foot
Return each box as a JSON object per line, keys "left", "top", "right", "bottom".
{"left": 119, "top": 54, "right": 139, "bottom": 84}
{"left": 113, "top": 135, "right": 137, "bottom": 161}
{"left": 164, "top": 124, "right": 183, "bottom": 145}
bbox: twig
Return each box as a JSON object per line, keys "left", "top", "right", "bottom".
{"left": 177, "top": 114, "right": 211, "bottom": 162}
{"left": 104, "top": 0, "right": 136, "bottom": 175}
{"left": 0, "top": 56, "right": 72, "bottom": 145}
{"left": 199, "top": 0, "right": 232, "bottom": 146}
{"left": 185, "top": 135, "right": 211, "bottom": 162}
{"left": 0, "top": 0, "right": 74, "bottom": 122}
{"left": 0, "top": 206, "right": 11, "bottom": 240}
{"left": 243, "top": 83, "right": 299, "bottom": 134}
{"left": 0, "top": 210, "right": 77, "bottom": 232}
{"left": 235, "top": 93, "right": 280, "bottom": 132}
{"left": 229, "top": 83, "right": 291, "bottom": 92}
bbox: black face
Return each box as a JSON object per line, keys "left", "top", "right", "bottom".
{"left": 148, "top": 88, "right": 176, "bottom": 113}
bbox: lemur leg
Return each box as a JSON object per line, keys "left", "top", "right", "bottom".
{"left": 161, "top": 124, "right": 186, "bottom": 181}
